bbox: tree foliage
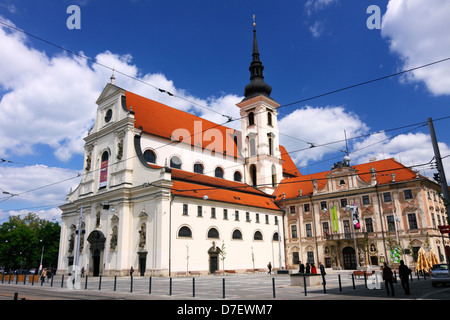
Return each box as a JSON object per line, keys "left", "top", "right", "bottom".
{"left": 0, "top": 213, "right": 60, "bottom": 271}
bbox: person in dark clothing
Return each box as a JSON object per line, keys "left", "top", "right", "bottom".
{"left": 398, "top": 260, "right": 411, "bottom": 295}
{"left": 299, "top": 261, "right": 305, "bottom": 273}
{"left": 267, "top": 262, "right": 272, "bottom": 274}
{"left": 382, "top": 262, "right": 395, "bottom": 296}
{"left": 305, "top": 263, "right": 310, "bottom": 274}
{"left": 319, "top": 262, "right": 326, "bottom": 285}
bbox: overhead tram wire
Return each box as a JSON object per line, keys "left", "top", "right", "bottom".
{"left": 1, "top": 22, "right": 450, "bottom": 195}
{"left": 2, "top": 19, "right": 450, "bottom": 144}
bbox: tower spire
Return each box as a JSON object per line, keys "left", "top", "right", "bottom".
{"left": 243, "top": 15, "right": 272, "bottom": 101}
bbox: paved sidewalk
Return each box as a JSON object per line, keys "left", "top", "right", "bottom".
{"left": 1, "top": 270, "right": 447, "bottom": 300}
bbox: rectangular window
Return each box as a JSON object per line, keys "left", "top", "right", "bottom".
{"left": 265, "top": 214, "right": 269, "bottom": 224}
{"left": 275, "top": 216, "right": 278, "bottom": 225}
{"left": 383, "top": 192, "right": 392, "bottom": 202}
{"left": 343, "top": 220, "right": 351, "bottom": 239}
{"left": 289, "top": 206, "right": 296, "bottom": 214}
{"left": 340, "top": 198, "right": 348, "bottom": 208}
{"left": 211, "top": 207, "right": 216, "bottom": 219}
{"left": 365, "top": 217, "right": 374, "bottom": 233}
{"left": 387, "top": 215, "right": 395, "bottom": 232}
{"left": 246, "top": 212, "right": 250, "bottom": 222}
{"left": 223, "top": 209, "right": 228, "bottom": 220}
{"left": 291, "top": 225, "right": 298, "bottom": 239}
{"left": 305, "top": 224, "right": 312, "bottom": 237}
{"left": 292, "top": 252, "right": 300, "bottom": 265}
{"left": 307, "top": 251, "right": 315, "bottom": 264}
{"left": 408, "top": 213, "right": 418, "bottom": 230}
{"left": 322, "top": 222, "right": 329, "bottom": 237}
{"left": 183, "top": 204, "right": 188, "bottom": 216}
{"left": 404, "top": 189, "right": 413, "bottom": 200}
{"left": 235, "top": 210, "right": 239, "bottom": 221}
{"left": 362, "top": 195, "right": 370, "bottom": 205}
{"left": 304, "top": 203, "right": 310, "bottom": 212}
{"left": 320, "top": 201, "right": 327, "bottom": 211}
{"left": 255, "top": 213, "right": 260, "bottom": 223}
{"left": 197, "top": 206, "right": 203, "bottom": 217}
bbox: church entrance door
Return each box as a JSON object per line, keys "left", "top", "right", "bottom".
{"left": 207, "top": 242, "right": 221, "bottom": 274}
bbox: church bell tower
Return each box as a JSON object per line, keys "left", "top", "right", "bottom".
{"left": 236, "top": 19, "right": 283, "bottom": 194}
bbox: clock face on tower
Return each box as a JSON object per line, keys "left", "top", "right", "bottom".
{"left": 105, "top": 109, "right": 113, "bottom": 123}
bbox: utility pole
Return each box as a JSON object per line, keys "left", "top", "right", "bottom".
{"left": 428, "top": 118, "right": 450, "bottom": 222}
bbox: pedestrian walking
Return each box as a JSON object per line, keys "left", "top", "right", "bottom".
{"left": 382, "top": 262, "right": 395, "bottom": 296}
{"left": 40, "top": 268, "right": 47, "bottom": 284}
{"left": 398, "top": 260, "right": 411, "bottom": 295}
{"left": 81, "top": 266, "right": 85, "bottom": 278}
{"left": 305, "top": 263, "right": 310, "bottom": 274}
{"left": 299, "top": 261, "right": 305, "bottom": 273}
{"left": 311, "top": 263, "right": 317, "bottom": 274}
{"left": 130, "top": 266, "right": 134, "bottom": 276}
{"left": 46, "top": 267, "right": 52, "bottom": 282}
{"left": 267, "top": 262, "right": 272, "bottom": 274}
{"left": 319, "top": 262, "right": 326, "bottom": 285}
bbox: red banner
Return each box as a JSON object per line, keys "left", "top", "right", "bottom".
{"left": 99, "top": 160, "right": 108, "bottom": 187}
{"left": 438, "top": 225, "right": 450, "bottom": 234}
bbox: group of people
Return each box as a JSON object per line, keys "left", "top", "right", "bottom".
{"left": 297, "top": 261, "right": 326, "bottom": 276}
{"left": 382, "top": 260, "right": 411, "bottom": 296}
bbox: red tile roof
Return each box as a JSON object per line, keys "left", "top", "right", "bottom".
{"left": 145, "top": 163, "right": 281, "bottom": 211}
{"left": 126, "top": 91, "right": 241, "bottom": 159}
{"left": 280, "top": 145, "right": 301, "bottom": 177}
{"left": 274, "top": 158, "right": 420, "bottom": 201}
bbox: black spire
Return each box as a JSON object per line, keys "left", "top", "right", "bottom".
{"left": 243, "top": 21, "right": 272, "bottom": 100}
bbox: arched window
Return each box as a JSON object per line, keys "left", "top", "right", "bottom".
{"left": 207, "top": 228, "right": 220, "bottom": 239}
{"left": 233, "top": 171, "right": 242, "bottom": 182}
{"left": 215, "top": 167, "right": 224, "bottom": 179}
{"left": 232, "top": 229, "right": 243, "bottom": 240}
{"left": 194, "top": 162, "right": 204, "bottom": 174}
{"left": 178, "top": 226, "right": 192, "bottom": 238}
{"left": 143, "top": 149, "right": 156, "bottom": 163}
{"left": 170, "top": 156, "right": 182, "bottom": 169}
{"left": 253, "top": 231, "right": 263, "bottom": 241}
{"left": 269, "top": 138, "right": 274, "bottom": 156}
{"left": 99, "top": 151, "right": 109, "bottom": 188}
{"left": 267, "top": 111, "right": 273, "bottom": 126}
{"left": 248, "top": 112, "right": 255, "bottom": 126}
{"left": 271, "top": 164, "right": 277, "bottom": 187}
{"left": 250, "top": 164, "right": 257, "bottom": 187}
{"left": 272, "top": 232, "right": 279, "bottom": 241}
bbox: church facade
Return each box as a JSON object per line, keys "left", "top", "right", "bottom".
{"left": 57, "top": 27, "right": 293, "bottom": 276}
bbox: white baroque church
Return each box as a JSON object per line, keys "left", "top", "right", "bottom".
{"left": 57, "top": 26, "right": 301, "bottom": 277}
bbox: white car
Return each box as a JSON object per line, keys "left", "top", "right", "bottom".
{"left": 430, "top": 264, "right": 450, "bottom": 287}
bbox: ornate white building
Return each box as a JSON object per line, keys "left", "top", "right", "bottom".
{"left": 57, "top": 27, "right": 297, "bottom": 276}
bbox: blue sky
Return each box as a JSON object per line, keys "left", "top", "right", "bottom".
{"left": 1, "top": 0, "right": 450, "bottom": 222}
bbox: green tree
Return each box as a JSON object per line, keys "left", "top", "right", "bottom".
{"left": 0, "top": 213, "right": 60, "bottom": 271}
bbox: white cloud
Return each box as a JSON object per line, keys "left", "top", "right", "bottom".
{"left": 382, "top": 0, "right": 450, "bottom": 95}
{"left": 305, "top": 0, "right": 339, "bottom": 16}
{"left": 350, "top": 131, "right": 450, "bottom": 183}
{"left": 278, "top": 105, "right": 369, "bottom": 168}
{"left": 0, "top": 165, "right": 81, "bottom": 220}
{"left": 309, "top": 21, "right": 326, "bottom": 38}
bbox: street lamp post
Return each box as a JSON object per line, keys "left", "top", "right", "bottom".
{"left": 346, "top": 204, "right": 360, "bottom": 270}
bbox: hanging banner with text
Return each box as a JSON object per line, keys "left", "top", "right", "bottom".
{"left": 331, "top": 206, "right": 339, "bottom": 232}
